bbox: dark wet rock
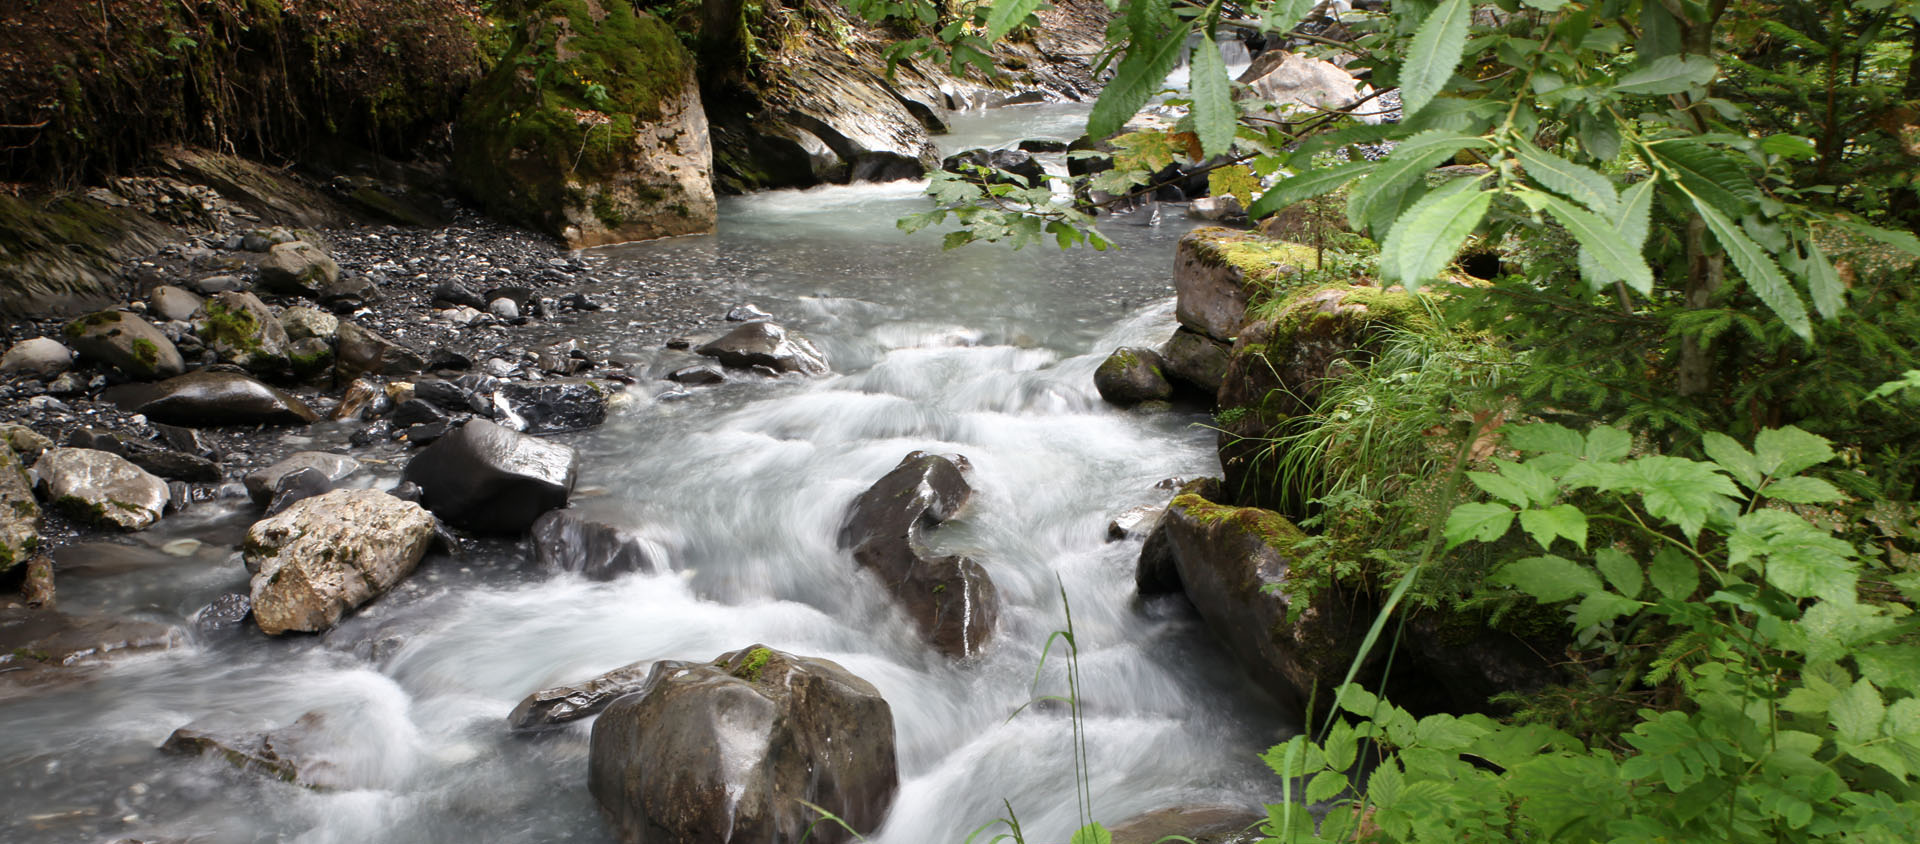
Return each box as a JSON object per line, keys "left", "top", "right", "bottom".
{"left": 589, "top": 645, "right": 898, "bottom": 844}
{"left": 317, "top": 274, "right": 381, "bottom": 312}
{"left": 401, "top": 420, "right": 452, "bottom": 445}
{"left": 508, "top": 659, "right": 652, "bottom": 733}
{"left": 399, "top": 419, "right": 578, "bottom": 533}
{"left": 431, "top": 280, "right": 487, "bottom": 310}
{"left": 697, "top": 321, "right": 829, "bottom": 376}
{"left": 837, "top": 452, "right": 997, "bottom": 659}
{"left": 106, "top": 370, "right": 319, "bottom": 427}
{"left": 154, "top": 423, "right": 217, "bottom": 459}
{"left": 391, "top": 398, "right": 449, "bottom": 428}
{"left": 0, "top": 606, "right": 180, "bottom": 687}
{"left": 941, "top": 147, "right": 1045, "bottom": 187}
{"left": 1107, "top": 505, "right": 1164, "bottom": 541}
{"left": 561, "top": 291, "right": 603, "bottom": 311}
{"left": 243, "top": 488, "right": 437, "bottom": 635}
{"left": 166, "top": 480, "right": 191, "bottom": 514}
{"left": 34, "top": 447, "right": 170, "bottom": 530}
{"left": 414, "top": 379, "right": 486, "bottom": 414}
{"left": 1, "top": 446, "right": 41, "bottom": 572}
{"left": 388, "top": 481, "right": 423, "bottom": 503}
{"left": 1109, "top": 805, "right": 1265, "bottom": 844}
{"left": 667, "top": 364, "right": 725, "bottom": 385}
{"left": 1094, "top": 347, "right": 1174, "bottom": 406}
{"left": 1134, "top": 517, "right": 1181, "bottom": 596}
{"left": 191, "top": 593, "right": 253, "bottom": 633}
{"left": 663, "top": 337, "right": 693, "bottom": 351}
{"left": 498, "top": 379, "right": 612, "bottom": 435}
{"left": 161, "top": 712, "right": 347, "bottom": 789}
{"left": 532, "top": 507, "right": 666, "bottom": 580}
{"left": 255, "top": 241, "right": 340, "bottom": 297}
{"left": 1160, "top": 327, "right": 1234, "bottom": 395}
{"left": 62, "top": 310, "right": 186, "bottom": 380}
{"left": 2, "top": 336, "right": 77, "bottom": 379}
{"left": 425, "top": 348, "right": 474, "bottom": 372}
{"left": 243, "top": 451, "right": 361, "bottom": 507}
{"left": 726, "top": 303, "right": 772, "bottom": 322}
{"left": 264, "top": 467, "right": 333, "bottom": 516}
{"left": 149, "top": 285, "right": 206, "bottom": 323}
{"left": 334, "top": 322, "right": 427, "bottom": 383}
{"left": 65, "top": 427, "right": 220, "bottom": 483}
{"left": 1017, "top": 138, "right": 1070, "bottom": 154}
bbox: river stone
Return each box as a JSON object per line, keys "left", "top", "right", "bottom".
{"left": 334, "top": 321, "right": 427, "bottom": 383}
{"left": 278, "top": 305, "right": 339, "bottom": 343}
{"left": 149, "top": 285, "right": 204, "bottom": 323}
{"left": 256, "top": 241, "right": 340, "bottom": 297}
{"left": 531, "top": 507, "right": 667, "bottom": 580}
{"left": 838, "top": 452, "right": 997, "bottom": 659}
{"left": 941, "top": 147, "right": 1045, "bottom": 187}
{"left": 1160, "top": 327, "right": 1234, "bottom": 395}
{"left": 696, "top": 321, "right": 829, "bottom": 376}
{"left": 106, "top": 370, "right": 319, "bottom": 427}
{"left": 33, "top": 448, "right": 169, "bottom": 530}
{"left": 498, "top": 379, "right": 612, "bottom": 435}
{"left": 1, "top": 423, "right": 54, "bottom": 460}
{"left": 1237, "top": 50, "right": 1372, "bottom": 117}
{"left": 64, "top": 427, "right": 219, "bottom": 483}
{"left": 244, "top": 451, "right": 361, "bottom": 507}
{"left": 508, "top": 659, "right": 652, "bottom": 732}
{"left": 161, "top": 712, "right": 349, "bottom": 789}
{"left": 1, "top": 446, "right": 41, "bottom": 573}
{"left": 194, "top": 291, "right": 290, "bottom": 374}
{"left": 62, "top": 310, "right": 185, "bottom": 380}
{"left": 589, "top": 646, "right": 898, "bottom": 844}
{"left": 1109, "top": 805, "right": 1266, "bottom": 844}
{"left": 668, "top": 364, "right": 725, "bottom": 385}
{"left": 399, "top": 419, "right": 578, "bottom": 533}
{"left": 1094, "top": 347, "right": 1174, "bottom": 406}
{"left": 1135, "top": 516, "right": 1181, "bottom": 595}
{"left": 243, "top": 488, "right": 437, "bottom": 635}
{"left": 1, "top": 336, "right": 76, "bottom": 379}
{"left": 1108, "top": 504, "right": 1163, "bottom": 541}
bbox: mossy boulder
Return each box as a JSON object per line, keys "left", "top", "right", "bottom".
{"left": 1175, "top": 228, "right": 1324, "bottom": 343}
{"left": 1158, "top": 327, "right": 1233, "bottom": 395}
{"left": 1094, "top": 346, "right": 1174, "bottom": 406}
{"left": 256, "top": 241, "right": 340, "bottom": 298}
{"left": 62, "top": 310, "right": 185, "bottom": 380}
{"left": 194, "top": 291, "right": 290, "bottom": 375}
{"left": 454, "top": 2, "right": 716, "bottom": 248}
{"left": 0, "top": 446, "right": 41, "bottom": 574}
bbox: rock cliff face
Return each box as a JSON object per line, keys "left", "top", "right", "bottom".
{"left": 454, "top": 1, "right": 717, "bottom": 248}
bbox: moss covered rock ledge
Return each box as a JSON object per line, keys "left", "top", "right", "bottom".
{"left": 454, "top": 1, "right": 717, "bottom": 248}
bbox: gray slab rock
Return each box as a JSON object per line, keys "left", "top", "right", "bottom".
{"left": 62, "top": 310, "right": 185, "bottom": 380}
{"left": 244, "top": 451, "right": 361, "bottom": 507}
{"left": 1, "top": 337, "right": 76, "bottom": 379}
{"left": 33, "top": 447, "right": 169, "bottom": 530}
{"left": 697, "top": 321, "right": 829, "bottom": 376}
{"left": 509, "top": 660, "right": 653, "bottom": 732}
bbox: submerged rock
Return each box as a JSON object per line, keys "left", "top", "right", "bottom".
{"left": 0, "top": 605, "right": 180, "bottom": 687}
{"left": 33, "top": 447, "right": 169, "bottom": 530}
{"left": 838, "top": 452, "right": 997, "bottom": 659}
{"left": 105, "top": 370, "right": 319, "bottom": 427}
{"left": 399, "top": 419, "right": 578, "bottom": 533}
{"left": 1109, "top": 805, "right": 1266, "bottom": 844}
{"left": 243, "top": 488, "right": 437, "bottom": 635}
{"left": 161, "top": 712, "right": 350, "bottom": 789}
{"left": 696, "top": 321, "right": 828, "bottom": 376}
{"left": 62, "top": 310, "right": 185, "bottom": 380}
{"left": 531, "top": 507, "right": 667, "bottom": 580}
{"left": 589, "top": 645, "right": 898, "bottom": 844}
{"left": 508, "top": 659, "right": 652, "bottom": 732}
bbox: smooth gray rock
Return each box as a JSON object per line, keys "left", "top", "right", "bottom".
{"left": 1237, "top": 50, "right": 1372, "bottom": 116}
{"left": 278, "top": 306, "right": 339, "bottom": 343}
{"left": 837, "top": 452, "right": 997, "bottom": 659}
{"left": 1, "top": 337, "right": 76, "bottom": 379}
{"left": 149, "top": 285, "right": 205, "bottom": 323}
{"left": 33, "top": 447, "right": 169, "bottom": 530}
{"left": 508, "top": 659, "right": 652, "bottom": 732}
{"left": 697, "top": 321, "right": 829, "bottom": 376}
{"left": 256, "top": 241, "right": 340, "bottom": 297}
{"left": 244, "top": 451, "right": 361, "bottom": 507}
{"left": 399, "top": 419, "right": 578, "bottom": 533}
{"left": 589, "top": 646, "right": 898, "bottom": 844}
{"left": 243, "top": 488, "right": 436, "bottom": 635}
{"left": 105, "top": 370, "right": 319, "bottom": 427}
{"left": 334, "top": 322, "right": 426, "bottom": 383}
{"left": 62, "top": 311, "right": 185, "bottom": 380}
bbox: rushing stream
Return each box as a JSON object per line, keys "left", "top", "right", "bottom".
{"left": 0, "top": 105, "right": 1293, "bottom": 843}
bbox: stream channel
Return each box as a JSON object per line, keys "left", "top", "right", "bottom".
{"left": 0, "top": 103, "right": 1294, "bottom": 843}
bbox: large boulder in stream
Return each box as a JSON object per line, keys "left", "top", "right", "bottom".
{"left": 242, "top": 488, "right": 437, "bottom": 635}
{"left": 400, "top": 419, "right": 578, "bottom": 533}
{"left": 105, "top": 370, "right": 319, "bottom": 427}
{"left": 62, "top": 310, "right": 185, "bottom": 380}
{"left": 838, "top": 452, "right": 997, "bottom": 659}
{"left": 696, "top": 321, "right": 829, "bottom": 376}
{"left": 1094, "top": 346, "right": 1174, "bottom": 406}
{"left": 589, "top": 645, "right": 898, "bottom": 844}
{"left": 454, "top": 2, "right": 716, "bottom": 248}
{"left": 33, "top": 447, "right": 169, "bottom": 531}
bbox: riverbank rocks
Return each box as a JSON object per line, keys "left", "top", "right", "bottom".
{"left": 256, "top": 241, "right": 340, "bottom": 297}
{"left": 33, "top": 448, "right": 169, "bottom": 530}
{"left": 1175, "top": 228, "right": 1321, "bottom": 344}
{"left": 242, "top": 488, "right": 436, "bottom": 635}
{"left": 500, "top": 379, "right": 613, "bottom": 435}
{"left": 454, "top": 2, "right": 716, "bottom": 248}
{"left": 1158, "top": 479, "right": 1370, "bottom": 722}
{"left": 589, "top": 646, "right": 898, "bottom": 844}
{"left": 1094, "top": 347, "right": 1174, "bottom": 405}
{"left": 244, "top": 452, "right": 362, "bottom": 507}
{"left": 1, "top": 337, "right": 75, "bottom": 379}
{"left": 941, "top": 148, "right": 1045, "bottom": 187}
{"left": 195, "top": 291, "right": 290, "bottom": 374}
{"left": 696, "top": 322, "right": 829, "bottom": 376}
{"left": 1159, "top": 327, "right": 1233, "bottom": 395}
{"left": 106, "top": 370, "right": 319, "bottom": 427}
{"left": 149, "top": 285, "right": 204, "bottom": 322}
{"left": 62, "top": 310, "right": 185, "bottom": 380}
{"left": 532, "top": 507, "right": 666, "bottom": 580}
{"left": 334, "top": 322, "right": 427, "bottom": 383}
{"left": 1, "top": 446, "right": 40, "bottom": 572}
{"left": 400, "top": 419, "right": 578, "bottom": 533}
{"left": 838, "top": 452, "right": 997, "bottom": 659}
{"left": 509, "top": 659, "right": 652, "bottom": 732}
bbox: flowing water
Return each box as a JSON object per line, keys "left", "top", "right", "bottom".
{"left": 0, "top": 106, "right": 1294, "bottom": 843}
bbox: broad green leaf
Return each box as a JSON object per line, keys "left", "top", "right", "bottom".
{"left": 1761, "top": 134, "right": 1819, "bottom": 160}
{"left": 1506, "top": 422, "right": 1585, "bottom": 457}
{"left": 1189, "top": 31, "right": 1236, "bottom": 157}
{"left": 983, "top": 0, "right": 1047, "bottom": 42}
{"left": 1519, "top": 505, "right": 1589, "bottom": 551}
{"left": 1800, "top": 599, "right": 1899, "bottom": 663}
{"left": 1683, "top": 185, "right": 1811, "bottom": 339}
{"left": 1068, "top": 823, "right": 1113, "bottom": 844}
{"left": 1782, "top": 669, "right": 1844, "bottom": 716}
{"left": 1594, "top": 547, "right": 1643, "bottom": 598}
{"left": 1804, "top": 238, "right": 1844, "bottom": 319}
{"left": 1347, "top": 130, "right": 1492, "bottom": 233}
{"left": 1648, "top": 138, "right": 1761, "bottom": 217}
{"left": 1832, "top": 678, "right": 1886, "bottom": 745}
{"left": 1579, "top": 179, "right": 1657, "bottom": 289}
{"left": 1259, "top": 0, "right": 1318, "bottom": 34}
{"left": 1496, "top": 458, "right": 1559, "bottom": 504}
{"left": 1753, "top": 425, "right": 1835, "bottom": 477}
{"left": 1382, "top": 179, "right": 1492, "bottom": 290}
{"left": 1445, "top": 502, "right": 1516, "bottom": 549}
{"left": 1325, "top": 719, "right": 1359, "bottom": 769}
{"left": 1521, "top": 0, "right": 1569, "bottom": 9}
{"left": 1305, "top": 770, "right": 1349, "bottom": 803}
{"left": 1246, "top": 161, "right": 1375, "bottom": 219}
{"left": 1584, "top": 426, "right": 1633, "bottom": 463}
{"left": 1572, "top": 590, "right": 1642, "bottom": 627}
{"left": 1605, "top": 455, "right": 1740, "bottom": 542}
{"left": 1491, "top": 554, "right": 1602, "bottom": 602}
{"left": 1208, "top": 164, "right": 1261, "bottom": 204}
{"left": 1514, "top": 137, "right": 1617, "bottom": 215}
{"left": 1528, "top": 191, "right": 1656, "bottom": 294}
{"left": 1832, "top": 218, "right": 1920, "bottom": 260}
{"left": 1468, "top": 469, "right": 1532, "bottom": 508}
{"left": 1702, "top": 431, "right": 1763, "bottom": 490}
{"left": 1413, "top": 713, "right": 1489, "bottom": 750}
{"left": 1762, "top": 476, "right": 1845, "bottom": 504}
{"left": 1648, "top": 546, "right": 1698, "bottom": 600}
{"left": 1400, "top": 0, "right": 1473, "bottom": 117}
{"left": 1728, "top": 509, "right": 1858, "bottom": 601}
{"left": 1613, "top": 54, "right": 1717, "bottom": 94}
{"left": 1087, "top": 11, "right": 1186, "bottom": 141}
{"left": 1857, "top": 644, "right": 1920, "bottom": 691}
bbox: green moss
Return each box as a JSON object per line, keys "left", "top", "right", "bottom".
{"left": 130, "top": 337, "right": 161, "bottom": 368}
{"left": 1172, "top": 489, "right": 1307, "bottom": 557}
{"left": 1188, "top": 227, "right": 1324, "bottom": 300}
{"left": 733, "top": 646, "right": 775, "bottom": 682}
